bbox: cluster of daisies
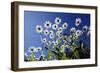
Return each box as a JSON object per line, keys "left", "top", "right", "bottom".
{"left": 24, "top": 17, "right": 90, "bottom": 61}
{"left": 36, "top": 17, "right": 68, "bottom": 43}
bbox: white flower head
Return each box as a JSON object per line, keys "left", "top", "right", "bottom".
{"left": 68, "top": 38, "right": 71, "bottom": 42}
{"left": 65, "top": 44, "right": 69, "bottom": 48}
{"left": 82, "top": 25, "right": 88, "bottom": 32}
{"left": 37, "top": 47, "right": 42, "bottom": 51}
{"left": 58, "top": 33, "right": 63, "bottom": 39}
{"left": 52, "top": 24, "right": 58, "bottom": 30}
{"left": 75, "top": 18, "right": 81, "bottom": 26}
{"left": 44, "top": 21, "right": 52, "bottom": 29}
{"left": 70, "top": 27, "right": 76, "bottom": 33}
{"left": 67, "top": 35, "right": 72, "bottom": 42}
{"left": 28, "top": 46, "right": 37, "bottom": 53}
{"left": 75, "top": 30, "right": 82, "bottom": 37}
{"left": 49, "top": 30, "right": 54, "bottom": 34}
{"left": 63, "top": 35, "right": 68, "bottom": 41}
{"left": 50, "top": 33, "right": 54, "bottom": 39}
{"left": 55, "top": 17, "right": 61, "bottom": 24}
{"left": 36, "top": 25, "right": 43, "bottom": 33}
{"left": 52, "top": 40, "right": 58, "bottom": 46}
{"left": 58, "top": 27, "right": 63, "bottom": 33}
{"left": 39, "top": 51, "right": 46, "bottom": 60}
{"left": 56, "top": 31, "right": 61, "bottom": 36}
{"left": 40, "top": 54, "right": 46, "bottom": 60}
{"left": 41, "top": 38, "right": 47, "bottom": 43}
{"left": 44, "top": 29, "right": 49, "bottom": 35}
{"left": 62, "top": 22, "right": 68, "bottom": 29}
{"left": 55, "top": 40, "right": 59, "bottom": 45}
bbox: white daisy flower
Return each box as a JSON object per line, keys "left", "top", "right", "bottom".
{"left": 67, "top": 35, "right": 72, "bottom": 42}
{"left": 62, "top": 22, "right": 68, "bottom": 29}
{"left": 75, "top": 18, "right": 81, "bottom": 26}
{"left": 53, "top": 42, "right": 57, "bottom": 46}
{"left": 56, "top": 31, "right": 60, "bottom": 36}
{"left": 36, "top": 25, "right": 43, "bottom": 33}
{"left": 61, "top": 45, "right": 65, "bottom": 49}
{"left": 55, "top": 17, "right": 61, "bottom": 24}
{"left": 37, "top": 47, "right": 42, "bottom": 51}
{"left": 41, "top": 38, "right": 47, "bottom": 43}
{"left": 44, "top": 21, "right": 52, "bottom": 29}
{"left": 58, "top": 33, "right": 63, "bottom": 39}
{"left": 52, "top": 24, "right": 58, "bottom": 30}
{"left": 70, "top": 27, "right": 76, "bottom": 33}
{"left": 52, "top": 40, "right": 58, "bottom": 46}
{"left": 82, "top": 25, "right": 88, "bottom": 32}
{"left": 40, "top": 55, "right": 46, "bottom": 60}
{"left": 63, "top": 35, "right": 68, "bottom": 41}
{"left": 65, "top": 44, "right": 69, "bottom": 48}
{"left": 49, "top": 30, "right": 54, "bottom": 34}
{"left": 44, "top": 29, "right": 49, "bottom": 35}
{"left": 58, "top": 27, "right": 63, "bottom": 33}
{"left": 75, "top": 30, "right": 82, "bottom": 37}
{"left": 28, "top": 46, "right": 37, "bottom": 53}
{"left": 39, "top": 51, "right": 46, "bottom": 60}
{"left": 50, "top": 33, "right": 54, "bottom": 39}
{"left": 55, "top": 40, "right": 59, "bottom": 45}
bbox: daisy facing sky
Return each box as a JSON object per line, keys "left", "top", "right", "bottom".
{"left": 24, "top": 11, "right": 90, "bottom": 61}
{"left": 36, "top": 25, "right": 43, "bottom": 33}
{"left": 44, "top": 21, "right": 52, "bottom": 29}
{"left": 55, "top": 17, "right": 61, "bottom": 24}
{"left": 52, "top": 24, "right": 58, "bottom": 30}
{"left": 75, "top": 18, "right": 81, "bottom": 26}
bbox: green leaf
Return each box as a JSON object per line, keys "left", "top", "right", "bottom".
{"left": 47, "top": 50, "right": 52, "bottom": 60}
{"left": 74, "top": 50, "right": 80, "bottom": 59}
{"left": 62, "top": 53, "right": 68, "bottom": 60}
{"left": 60, "top": 45, "right": 65, "bottom": 53}
{"left": 29, "top": 53, "right": 35, "bottom": 61}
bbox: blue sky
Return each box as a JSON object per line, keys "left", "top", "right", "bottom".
{"left": 24, "top": 11, "right": 90, "bottom": 57}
